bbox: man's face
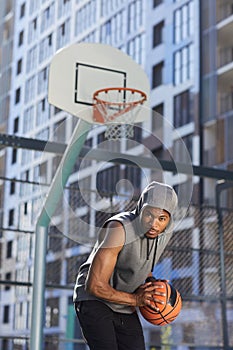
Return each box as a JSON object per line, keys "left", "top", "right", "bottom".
{"left": 140, "top": 206, "right": 170, "bottom": 239}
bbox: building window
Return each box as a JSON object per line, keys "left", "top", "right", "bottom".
{"left": 36, "top": 128, "right": 49, "bottom": 142}
{"left": 6, "top": 241, "right": 13, "bottom": 258}
{"left": 45, "top": 298, "right": 59, "bottom": 327}
{"left": 57, "top": 19, "right": 70, "bottom": 49}
{"left": 75, "top": 0, "right": 96, "bottom": 36}
{"left": 10, "top": 180, "right": 16, "bottom": 195}
{"left": 112, "top": 11, "right": 124, "bottom": 44}
{"left": 21, "top": 170, "right": 30, "bottom": 196}
{"left": 152, "top": 62, "right": 164, "bottom": 88}
{"left": 25, "top": 75, "right": 36, "bottom": 103}
{"left": 153, "top": 0, "right": 163, "bottom": 8}
{"left": 174, "top": 44, "right": 194, "bottom": 85}
{"left": 29, "top": 0, "right": 38, "bottom": 14}
{"left": 36, "top": 98, "right": 50, "bottom": 125}
{"left": 2, "top": 339, "right": 9, "bottom": 350}
{"left": 48, "top": 226, "right": 63, "bottom": 253}
{"left": 18, "top": 30, "right": 24, "bottom": 46}
{"left": 153, "top": 21, "right": 164, "bottom": 47}
{"left": 24, "top": 106, "right": 35, "bottom": 132}
{"left": 69, "top": 178, "right": 91, "bottom": 208}
{"left": 153, "top": 103, "right": 164, "bottom": 116}
{"left": 38, "top": 161, "right": 48, "bottom": 184}
{"left": 173, "top": 134, "right": 193, "bottom": 162}
{"left": 100, "top": 0, "right": 124, "bottom": 16}
{"left": 61, "top": 23, "right": 65, "bottom": 36}
{"left": 26, "top": 45, "right": 37, "bottom": 73}
{"left": 16, "top": 59, "right": 22, "bottom": 75}
{"left": 96, "top": 165, "right": 121, "bottom": 196}
{"left": 41, "top": 3, "right": 55, "bottom": 32}
{"left": 174, "top": 90, "right": 193, "bottom": 127}
{"left": 3, "top": 305, "right": 10, "bottom": 323}
{"left": 182, "top": 134, "right": 193, "bottom": 159}
{"left": 54, "top": 106, "right": 61, "bottom": 114}
{"left": 33, "top": 18, "right": 37, "bottom": 29}
{"left": 100, "top": 20, "right": 112, "bottom": 45}
{"left": 174, "top": 1, "right": 194, "bottom": 44}
{"left": 126, "top": 124, "right": 142, "bottom": 145}
{"left": 58, "top": 0, "right": 71, "bottom": 18}
{"left": 42, "top": 98, "right": 46, "bottom": 111}
{"left": 24, "top": 202, "right": 28, "bottom": 215}
{"left": 39, "top": 34, "right": 53, "bottom": 63}
{"left": 124, "top": 165, "right": 141, "bottom": 197}
{"left": 128, "top": 0, "right": 143, "bottom": 34}
{"left": 46, "top": 262, "right": 61, "bottom": 285}
{"left": 20, "top": 3, "right": 26, "bottom": 18}
{"left": 28, "top": 18, "right": 38, "bottom": 43}
{"left": 127, "top": 34, "right": 145, "bottom": 65}
{"left": 48, "top": 33, "right": 52, "bottom": 46}
{"left": 13, "top": 116, "right": 19, "bottom": 133}
{"left": 152, "top": 103, "right": 164, "bottom": 130}
{"left": 226, "top": 115, "right": 233, "bottom": 162}
{"left": 12, "top": 148, "right": 17, "bottom": 164}
{"left": 8, "top": 209, "right": 15, "bottom": 227}
{"left": 15, "top": 88, "right": 21, "bottom": 104}
{"left": 5, "top": 273, "right": 11, "bottom": 291}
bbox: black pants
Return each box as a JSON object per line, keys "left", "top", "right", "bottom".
{"left": 74, "top": 300, "right": 146, "bottom": 350}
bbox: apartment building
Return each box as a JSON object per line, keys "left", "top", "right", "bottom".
{"left": 200, "top": 0, "right": 233, "bottom": 205}
{"left": 0, "top": 0, "right": 232, "bottom": 349}
{"left": 0, "top": 3, "right": 15, "bottom": 348}
{"left": 0, "top": 0, "right": 14, "bottom": 252}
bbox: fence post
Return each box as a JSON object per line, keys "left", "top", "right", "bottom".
{"left": 216, "top": 180, "right": 233, "bottom": 350}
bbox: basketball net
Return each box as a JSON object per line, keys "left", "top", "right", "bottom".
{"left": 93, "top": 87, "right": 147, "bottom": 140}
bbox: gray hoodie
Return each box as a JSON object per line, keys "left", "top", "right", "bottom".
{"left": 73, "top": 181, "right": 178, "bottom": 313}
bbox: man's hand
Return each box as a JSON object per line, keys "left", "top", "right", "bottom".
{"left": 134, "top": 281, "right": 166, "bottom": 312}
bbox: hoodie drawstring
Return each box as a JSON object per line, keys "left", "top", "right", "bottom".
{"left": 151, "top": 236, "right": 158, "bottom": 271}
{"left": 146, "top": 237, "right": 159, "bottom": 272}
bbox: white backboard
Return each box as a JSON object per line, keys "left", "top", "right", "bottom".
{"left": 48, "top": 43, "right": 150, "bottom": 124}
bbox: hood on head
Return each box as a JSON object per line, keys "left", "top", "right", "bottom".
{"left": 135, "top": 181, "right": 178, "bottom": 216}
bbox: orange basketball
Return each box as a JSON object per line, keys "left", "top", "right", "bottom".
{"left": 139, "top": 280, "right": 182, "bottom": 326}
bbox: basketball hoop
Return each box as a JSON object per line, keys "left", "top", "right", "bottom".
{"left": 93, "top": 87, "right": 147, "bottom": 140}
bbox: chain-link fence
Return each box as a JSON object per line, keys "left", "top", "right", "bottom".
{"left": 0, "top": 179, "right": 233, "bottom": 350}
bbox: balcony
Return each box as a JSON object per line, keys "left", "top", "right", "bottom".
{"left": 203, "top": 147, "right": 216, "bottom": 167}
{"left": 217, "top": 64, "right": 233, "bottom": 114}
{"left": 218, "top": 46, "right": 233, "bottom": 68}
{"left": 216, "top": 0, "right": 233, "bottom": 23}
{"left": 219, "top": 91, "right": 233, "bottom": 114}
{"left": 217, "top": 19, "right": 233, "bottom": 68}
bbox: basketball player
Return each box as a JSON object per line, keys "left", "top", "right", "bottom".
{"left": 73, "top": 181, "right": 178, "bottom": 350}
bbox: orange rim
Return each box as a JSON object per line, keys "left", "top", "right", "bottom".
{"left": 93, "top": 87, "right": 147, "bottom": 106}
{"left": 93, "top": 87, "right": 147, "bottom": 123}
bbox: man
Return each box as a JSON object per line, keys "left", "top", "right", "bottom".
{"left": 73, "top": 181, "right": 178, "bottom": 350}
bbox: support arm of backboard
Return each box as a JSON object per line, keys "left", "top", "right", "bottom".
{"left": 30, "top": 119, "right": 92, "bottom": 350}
